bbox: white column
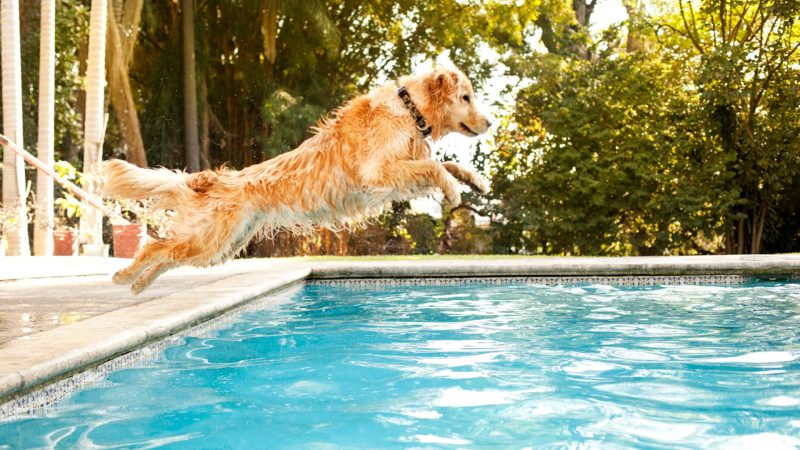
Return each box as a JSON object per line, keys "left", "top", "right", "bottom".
{"left": 80, "top": 0, "right": 108, "bottom": 246}
{"left": 34, "top": 0, "right": 56, "bottom": 256}
{"left": 1, "top": 0, "right": 31, "bottom": 256}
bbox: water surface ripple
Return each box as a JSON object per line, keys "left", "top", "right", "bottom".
{"left": 2, "top": 282, "right": 800, "bottom": 448}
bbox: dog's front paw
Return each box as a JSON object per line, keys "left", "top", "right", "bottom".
{"left": 447, "top": 192, "right": 462, "bottom": 207}
{"left": 468, "top": 173, "right": 490, "bottom": 195}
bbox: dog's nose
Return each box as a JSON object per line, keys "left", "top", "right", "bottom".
{"left": 485, "top": 119, "right": 492, "bottom": 129}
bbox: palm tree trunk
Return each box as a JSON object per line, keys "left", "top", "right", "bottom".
{"left": 34, "top": 0, "right": 55, "bottom": 256}
{"left": 80, "top": 0, "right": 108, "bottom": 247}
{"left": 182, "top": 0, "right": 200, "bottom": 172}
{"left": 1, "top": 0, "right": 31, "bottom": 256}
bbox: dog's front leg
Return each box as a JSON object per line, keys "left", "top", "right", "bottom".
{"left": 372, "top": 160, "right": 462, "bottom": 206}
{"left": 441, "top": 161, "right": 489, "bottom": 194}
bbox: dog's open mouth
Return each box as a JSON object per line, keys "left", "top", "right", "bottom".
{"left": 460, "top": 122, "right": 479, "bottom": 136}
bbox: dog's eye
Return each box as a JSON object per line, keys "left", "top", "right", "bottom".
{"left": 462, "top": 95, "right": 470, "bottom": 103}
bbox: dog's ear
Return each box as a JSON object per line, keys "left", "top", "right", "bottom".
{"left": 426, "top": 69, "right": 459, "bottom": 104}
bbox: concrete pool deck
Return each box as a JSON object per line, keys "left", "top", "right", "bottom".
{"left": 1, "top": 254, "right": 800, "bottom": 408}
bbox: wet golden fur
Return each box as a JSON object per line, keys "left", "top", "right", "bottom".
{"left": 103, "top": 68, "right": 491, "bottom": 295}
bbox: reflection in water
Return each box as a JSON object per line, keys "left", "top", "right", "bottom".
{"left": 8, "top": 311, "right": 87, "bottom": 338}
{"left": 0, "top": 275, "right": 189, "bottom": 344}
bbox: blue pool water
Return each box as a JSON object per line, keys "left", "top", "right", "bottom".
{"left": 2, "top": 281, "right": 800, "bottom": 448}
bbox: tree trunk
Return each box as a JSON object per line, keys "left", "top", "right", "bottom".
{"left": 107, "top": 0, "right": 147, "bottom": 167}
{"left": 116, "top": 0, "right": 143, "bottom": 66}
{"left": 1, "top": 0, "right": 31, "bottom": 256}
{"left": 243, "top": 108, "right": 252, "bottom": 166}
{"left": 725, "top": 227, "right": 734, "bottom": 254}
{"left": 67, "top": 39, "right": 90, "bottom": 164}
{"left": 622, "top": 0, "right": 643, "bottom": 52}
{"left": 573, "top": 0, "right": 587, "bottom": 27}
{"left": 34, "top": 0, "right": 55, "bottom": 256}
{"left": 182, "top": 0, "right": 200, "bottom": 172}
{"left": 570, "top": 1, "right": 594, "bottom": 59}
{"left": 80, "top": 0, "right": 108, "bottom": 246}
{"left": 751, "top": 199, "right": 767, "bottom": 254}
{"left": 736, "top": 217, "right": 745, "bottom": 254}
{"left": 200, "top": 75, "right": 210, "bottom": 169}
{"left": 262, "top": 1, "right": 278, "bottom": 65}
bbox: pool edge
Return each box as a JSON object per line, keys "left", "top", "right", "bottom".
{"left": 307, "top": 255, "right": 800, "bottom": 279}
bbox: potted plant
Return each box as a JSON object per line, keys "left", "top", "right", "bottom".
{"left": 111, "top": 219, "right": 146, "bottom": 258}
{"left": 52, "top": 160, "right": 114, "bottom": 256}
{"left": 110, "top": 199, "right": 167, "bottom": 258}
{"left": 52, "top": 226, "right": 79, "bottom": 256}
{"left": 53, "top": 189, "right": 81, "bottom": 256}
{"left": 52, "top": 161, "right": 84, "bottom": 256}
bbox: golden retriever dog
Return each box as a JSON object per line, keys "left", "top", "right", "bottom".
{"left": 103, "top": 67, "right": 491, "bottom": 295}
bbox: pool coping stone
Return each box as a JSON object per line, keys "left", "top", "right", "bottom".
{"left": 308, "top": 254, "right": 800, "bottom": 279}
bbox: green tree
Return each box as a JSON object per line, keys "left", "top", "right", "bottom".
{"left": 669, "top": 0, "right": 800, "bottom": 253}
{"left": 490, "top": 50, "right": 733, "bottom": 255}
{"left": 487, "top": 0, "right": 799, "bottom": 256}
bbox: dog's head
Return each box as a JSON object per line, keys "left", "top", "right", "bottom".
{"left": 420, "top": 68, "right": 492, "bottom": 138}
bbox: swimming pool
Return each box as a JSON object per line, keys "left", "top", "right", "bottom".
{"left": 2, "top": 280, "right": 800, "bottom": 448}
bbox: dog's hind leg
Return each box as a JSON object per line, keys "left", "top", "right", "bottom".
{"left": 130, "top": 262, "right": 178, "bottom": 296}
{"left": 112, "top": 263, "right": 144, "bottom": 285}
{"left": 112, "top": 239, "right": 179, "bottom": 285}
{"left": 116, "top": 210, "right": 255, "bottom": 294}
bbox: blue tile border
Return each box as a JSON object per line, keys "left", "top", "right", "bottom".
{"left": 307, "top": 274, "right": 762, "bottom": 288}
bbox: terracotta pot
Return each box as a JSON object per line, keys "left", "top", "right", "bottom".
{"left": 53, "top": 229, "right": 79, "bottom": 256}
{"left": 112, "top": 223, "right": 147, "bottom": 258}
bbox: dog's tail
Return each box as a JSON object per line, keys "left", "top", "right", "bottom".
{"left": 102, "top": 159, "right": 193, "bottom": 204}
